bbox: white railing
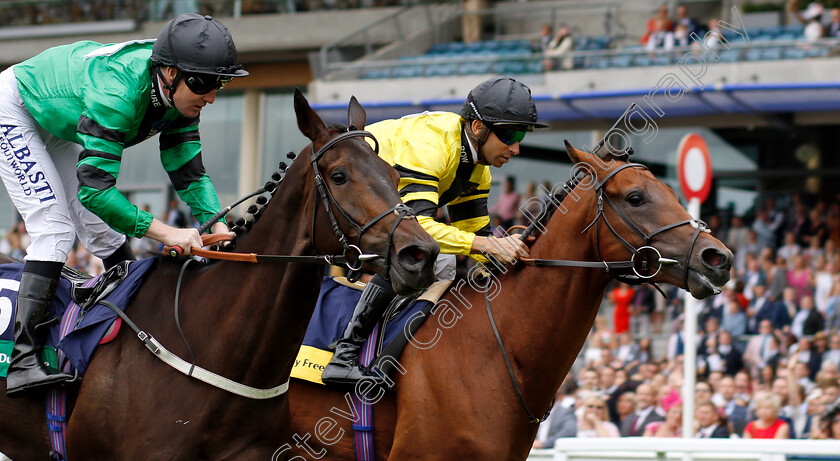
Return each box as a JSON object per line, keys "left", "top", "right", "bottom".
{"left": 528, "top": 438, "right": 840, "bottom": 461}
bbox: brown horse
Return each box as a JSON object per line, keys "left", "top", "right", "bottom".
{"left": 285, "top": 141, "right": 732, "bottom": 460}
{"left": 0, "top": 91, "right": 438, "bottom": 460}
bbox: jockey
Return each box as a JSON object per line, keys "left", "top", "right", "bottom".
{"left": 0, "top": 13, "right": 246, "bottom": 396}
{"left": 322, "top": 76, "right": 547, "bottom": 385}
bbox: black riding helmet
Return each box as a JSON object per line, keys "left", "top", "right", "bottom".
{"left": 151, "top": 13, "right": 248, "bottom": 77}
{"left": 151, "top": 14, "right": 248, "bottom": 104}
{"left": 460, "top": 77, "right": 548, "bottom": 131}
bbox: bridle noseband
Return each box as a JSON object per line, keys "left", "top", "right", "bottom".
{"left": 309, "top": 129, "right": 415, "bottom": 282}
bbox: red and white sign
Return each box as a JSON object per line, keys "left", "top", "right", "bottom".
{"left": 677, "top": 133, "right": 712, "bottom": 204}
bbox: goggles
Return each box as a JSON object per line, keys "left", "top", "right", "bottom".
{"left": 491, "top": 125, "right": 527, "bottom": 145}
{"left": 183, "top": 72, "right": 232, "bottom": 95}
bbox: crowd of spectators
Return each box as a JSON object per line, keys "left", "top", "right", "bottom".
{"left": 529, "top": 191, "right": 840, "bottom": 446}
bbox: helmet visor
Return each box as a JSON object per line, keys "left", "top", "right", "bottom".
{"left": 184, "top": 72, "right": 232, "bottom": 95}
{"left": 491, "top": 125, "right": 527, "bottom": 145}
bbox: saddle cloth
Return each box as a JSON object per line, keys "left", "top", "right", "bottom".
{"left": 291, "top": 276, "right": 451, "bottom": 385}
{"left": 0, "top": 258, "right": 156, "bottom": 378}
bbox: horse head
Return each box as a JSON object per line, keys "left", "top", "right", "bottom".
{"left": 292, "top": 90, "right": 439, "bottom": 294}
{"left": 564, "top": 141, "right": 731, "bottom": 299}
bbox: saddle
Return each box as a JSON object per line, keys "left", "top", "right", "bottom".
{"left": 292, "top": 276, "right": 451, "bottom": 387}
{"left": 0, "top": 258, "right": 156, "bottom": 380}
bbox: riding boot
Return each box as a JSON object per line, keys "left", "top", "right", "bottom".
{"left": 7, "top": 264, "right": 72, "bottom": 396}
{"left": 322, "top": 277, "right": 396, "bottom": 386}
{"left": 102, "top": 239, "right": 136, "bottom": 270}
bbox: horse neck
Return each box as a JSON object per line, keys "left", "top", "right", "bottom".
{"left": 204, "top": 158, "right": 326, "bottom": 383}
{"left": 488, "top": 187, "right": 615, "bottom": 402}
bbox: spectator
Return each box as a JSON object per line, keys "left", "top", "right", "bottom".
{"left": 674, "top": 4, "right": 705, "bottom": 37}
{"left": 753, "top": 210, "right": 778, "bottom": 252}
{"left": 537, "top": 23, "right": 553, "bottom": 50}
{"left": 734, "top": 370, "right": 753, "bottom": 403}
{"left": 791, "top": 295, "right": 824, "bottom": 340}
{"left": 735, "top": 230, "right": 762, "bottom": 275}
{"left": 533, "top": 376, "right": 577, "bottom": 448}
{"left": 620, "top": 383, "right": 664, "bottom": 437}
{"left": 826, "top": 8, "right": 840, "bottom": 38}
{"left": 577, "top": 395, "right": 620, "bottom": 437}
{"left": 751, "top": 284, "right": 790, "bottom": 333}
{"left": 642, "top": 395, "right": 682, "bottom": 437}
{"left": 826, "top": 276, "right": 840, "bottom": 331}
{"left": 823, "top": 333, "right": 840, "bottom": 369}
{"left": 579, "top": 368, "right": 600, "bottom": 393}
{"left": 613, "top": 391, "right": 636, "bottom": 426}
{"left": 695, "top": 401, "right": 730, "bottom": 438}
{"left": 779, "top": 232, "right": 802, "bottom": 262}
{"left": 814, "top": 258, "right": 833, "bottom": 313}
{"left": 744, "top": 393, "right": 790, "bottom": 439}
{"left": 789, "top": 0, "right": 825, "bottom": 42}
{"left": 646, "top": 17, "right": 675, "bottom": 53}
{"left": 630, "top": 284, "right": 656, "bottom": 337}
{"left": 714, "top": 376, "right": 750, "bottom": 436}
{"left": 490, "top": 176, "right": 520, "bottom": 230}
{"left": 768, "top": 258, "right": 791, "bottom": 302}
{"left": 615, "top": 332, "right": 641, "bottom": 368}
{"left": 742, "top": 257, "right": 767, "bottom": 300}
{"left": 744, "top": 319, "right": 776, "bottom": 368}
{"left": 641, "top": 5, "right": 673, "bottom": 45}
{"left": 609, "top": 283, "right": 635, "bottom": 335}
{"left": 811, "top": 400, "right": 840, "bottom": 439}
{"left": 727, "top": 216, "right": 751, "bottom": 254}
{"left": 779, "top": 286, "right": 801, "bottom": 325}
{"left": 717, "top": 330, "right": 745, "bottom": 376}
{"left": 722, "top": 300, "right": 748, "bottom": 337}
{"left": 695, "top": 380, "right": 714, "bottom": 405}
{"left": 543, "top": 25, "right": 575, "bottom": 71}
{"left": 786, "top": 255, "right": 813, "bottom": 303}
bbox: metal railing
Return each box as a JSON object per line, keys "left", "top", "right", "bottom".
{"left": 317, "top": 37, "right": 840, "bottom": 81}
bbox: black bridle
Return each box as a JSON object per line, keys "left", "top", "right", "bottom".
{"left": 309, "top": 129, "right": 415, "bottom": 282}
{"left": 522, "top": 162, "right": 710, "bottom": 288}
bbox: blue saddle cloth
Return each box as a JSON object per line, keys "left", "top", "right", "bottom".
{"left": 0, "top": 258, "right": 157, "bottom": 378}
{"left": 300, "top": 277, "right": 436, "bottom": 375}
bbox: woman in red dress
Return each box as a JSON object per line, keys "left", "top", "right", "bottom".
{"left": 609, "top": 282, "right": 635, "bottom": 334}
{"left": 743, "top": 392, "right": 789, "bottom": 439}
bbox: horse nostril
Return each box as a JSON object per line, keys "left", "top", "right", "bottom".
{"left": 398, "top": 245, "right": 429, "bottom": 268}
{"left": 701, "top": 248, "right": 726, "bottom": 268}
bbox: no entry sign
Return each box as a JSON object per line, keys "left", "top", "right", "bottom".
{"left": 677, "top": 133, "right": 712, "bottom": 204}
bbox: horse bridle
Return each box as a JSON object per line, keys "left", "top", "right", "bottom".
{"left": 489, "top": 162, "right": 711, "bottom": 425}
{"left": 522, "top": 162, "right": 710, "bottom": 288}
{"left": 309, "top": 128, "right": 416, "bottom": 282}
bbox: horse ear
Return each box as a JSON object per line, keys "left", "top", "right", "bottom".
{"left": 564, "top": 140, "right": 583, "bottom": 164}
{"left": 293, "top": 88, "right": 328, "bottom": 142}
{"left": 347, "top": 96, "right": 366, "bottom": 130}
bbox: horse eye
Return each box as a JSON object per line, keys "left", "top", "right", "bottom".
{"left": 627, "top": 193, "right": 645, "bottom": 206}
{"left": 330, "top": 171, "right": 347, "bottom": 185}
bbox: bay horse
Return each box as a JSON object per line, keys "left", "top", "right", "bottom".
{"left": 0, "top": 90, "right": 438, "bottom": 460}
{"left": 285, "top": 141, "right": 733, "bottom": 460}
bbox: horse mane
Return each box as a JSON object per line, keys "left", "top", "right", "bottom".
{"left": 528, "top": 149, "right": 637, "bottom": 236}
{"left": 213, "top": 122, "right": 352, "bottom": 253}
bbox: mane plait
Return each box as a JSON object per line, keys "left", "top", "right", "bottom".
{"left": 212, "top": 157, "right": 294, "bottom": 252}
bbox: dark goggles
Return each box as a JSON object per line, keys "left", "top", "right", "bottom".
{"left": 183, "top": 72, "right": 232, "bottom": 95}
{"left": 490, "top": 125, "right": 527, "bottom": 145}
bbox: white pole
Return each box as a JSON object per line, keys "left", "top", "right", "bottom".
{"left": 682, "top": 197, "right": 701, "bottom": 443}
